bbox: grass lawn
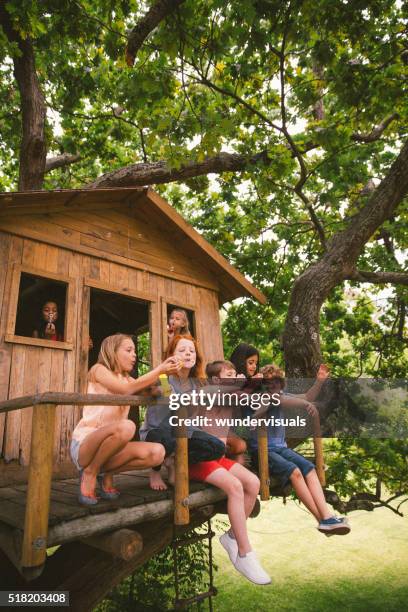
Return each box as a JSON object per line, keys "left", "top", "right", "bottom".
{"left": 211, "top": 497, "right": 408, "bottom": 611}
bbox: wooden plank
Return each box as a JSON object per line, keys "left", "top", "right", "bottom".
{"left": 84, "top": 277, "right": 155, "bottom": 304}
{"left": 21, "top": 403, "right": 56, "bottom": 568}
{"left": 20, "top": 348, "right": 50, "bottom": 466}
{"left": 89, "top": 256, "right": 100, "bottom": 280}
{"left": 47, "top": 486, "right": 224, "bottom": 546}
{"left": 44, "top": 244, "right": 59, "bottom": 274}
{"left": 0, "top": 233, "right": 13, "bottom": 453}
{"left": 99, "top": 259, "right": 110, "bottom": 283}
{"left": 0, "top": 219, "right": 219, "bottom": 291}
{"left": 0, "top": 187, "right": 144, "bottom": 210}
{"left": 2, "top": 345, "right": 26, "bottom": 461}
{"left": 5, "top": 334, "right": 73, "bottom": 350}
{"left": 109, "top": 262, "right": 129, "bottom": 292}
{"left": 50, "top": 350, "right": 64, "bottom": 461}
{"left": 76, "top": 280, "right": 90, "bottom": 394}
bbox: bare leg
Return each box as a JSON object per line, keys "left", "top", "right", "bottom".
{"left": 289, "top": 468, "right": 322, "bottom": 521}
{"left": 165, "top": 456, "right": 175, "bottom": 486}
{"left": 102, "top": 441, "right": 165, "bottom": 473}
{"left": 230, "top": 463, "right": 260, "bottom": 519}
{"left": 304, "top": 469, "right": 332, "bottom": 520}
{"left": 78, "top": 421, "right": 136, "bottom": 497}
{"left": 205, "top": 468, "right": 251, "bottom": 556}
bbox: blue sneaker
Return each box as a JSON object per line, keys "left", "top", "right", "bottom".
{"left": 318, "top": 516, "right": 350, "bottom": 535}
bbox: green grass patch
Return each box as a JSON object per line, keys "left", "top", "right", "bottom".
{"left": 212, "top": 497, "right": 408, "bottom": 611}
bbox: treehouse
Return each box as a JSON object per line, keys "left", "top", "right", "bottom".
{"left": 0, "top": 186, "right": 270, "bottom": 608}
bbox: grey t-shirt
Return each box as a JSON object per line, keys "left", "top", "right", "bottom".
{"left": 139, "top": 376, "right": 201, "bottom": 440}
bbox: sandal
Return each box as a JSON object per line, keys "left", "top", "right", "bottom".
{"left": 97, "top": 474, "right": 120, "bottom": 500}
{"left": 78, "top": 470, "right": 99, "bottom": 506}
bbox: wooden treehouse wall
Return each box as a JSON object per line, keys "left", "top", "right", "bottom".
{"left": 0, "top": 204, "right": 224, "bottom": 484}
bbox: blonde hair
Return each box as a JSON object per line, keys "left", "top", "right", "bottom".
{"left": 89, "top": 333, "right": 134, "bottom": 380}
{"left": 169, "top": 308, "right": 190, "bottom": 335}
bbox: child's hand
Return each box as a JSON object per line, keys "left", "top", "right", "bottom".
{"left": 305, "top": 402, "right": 318, "bottom": 417}
{"left": 236, "top": 373, "right": 246, "bottom": 379}
{"left": 252, "top": 372, "right": 263, "bottom": 379}
{"left": 161, "top": 356, "right": 183, "bottom": 375}
{"left": 44, "top": 322, "right": 56, "bottom": 337}
{"left": 317, "top": 364, "right": 330, "bottom": 380}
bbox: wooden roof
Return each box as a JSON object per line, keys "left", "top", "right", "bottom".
{"left": 0, "top": 187, "right": 267, "bottom": 304}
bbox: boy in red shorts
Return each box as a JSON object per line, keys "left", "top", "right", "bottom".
{"left": 188, "top": 360, "right": 271, "bottom": 586}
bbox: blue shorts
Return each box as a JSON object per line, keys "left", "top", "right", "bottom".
{"left": 70, "top": 438, "right": 82, "bottom": 471}
{"left": 252, "top": 447, "right": 314, "bottom": 487}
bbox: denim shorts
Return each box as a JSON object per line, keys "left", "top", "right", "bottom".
{"left": 70, "top": 438, "right": 82, "bottom": 471}
{"left": 252, "top": 446, "right": 314, "bottom": 487}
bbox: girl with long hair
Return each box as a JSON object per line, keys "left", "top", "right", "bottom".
{"left": 71, "top": 333, "right": 181, "bottom": 505}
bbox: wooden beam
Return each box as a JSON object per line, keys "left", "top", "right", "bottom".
{"left": 0, "top": 392, "right": 160, "bottom": 414}
{"left": 21, "top": 403, "right": 56, "bottom": 569}
{"left": 81, "top": 529, "right": 143, "bottom": 561}
{"left": 47, "top": 487, "right": 225, "bottom": 546}
{"left": 313, "top": 414, "right": 326, "bottom": 486}
{"left": 26, "top": 506, "right": 215, "bottom": 610}
{"left": 257, "top": 424, "right": 270, "bottom": 501}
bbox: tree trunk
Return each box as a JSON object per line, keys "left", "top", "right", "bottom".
{"left": 283, "top": 140, "right": 408, "bottom": 376}
{"left": 0, "top": 2, "right": 47, "bottom": 191}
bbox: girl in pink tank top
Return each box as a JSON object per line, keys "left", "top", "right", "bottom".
{"left": 71, "top": 333, "right": 181, "bottom": 505}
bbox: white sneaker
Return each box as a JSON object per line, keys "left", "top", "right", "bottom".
{"left": 234, "top": 551, "right": 272, "bottom": 585}
{"left": 219, "top": 532, "right": 238, "bottom": 563}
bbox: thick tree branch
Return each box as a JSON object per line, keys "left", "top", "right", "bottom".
{"left": 347, "top": 270, "right": 408, "bottom": 286}
{"left": 352, "top": 113, "right": 400, "bottom": 143}
{"left": 88, "top": 150, "right": 270, "bottom": 188}
{"left": 284, "top": 140, "right": 408, "bottom": 376}
{"left": 126, "top": 0, "right": 185, "bottom": 66}
{"left": 45, "top": 153, "right": 82, "bottom": 173}
{"left": 0, "top": 2, "right": 47, "bottom": 190}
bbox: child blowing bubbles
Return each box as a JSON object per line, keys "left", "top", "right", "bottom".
{"left": 70, "top": 333, "right": 181, "bottom": 505}
{"left": 33, "top": 300, "right": 63, "bottom": 341}
{"left": 167, "top": 308, "right": 190, "bottom": 344}
{"left": 140, "top": 334, "right": 226, "bottom": 491}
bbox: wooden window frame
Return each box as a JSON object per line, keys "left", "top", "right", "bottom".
{"left": 161, "top": 297, "right": 201, "bottom": 354}
{"left": 5, "top": 265, "right": 76, "bottom": 350}
{"left": 83, "top": 277, "right": 158, "bottom": 371}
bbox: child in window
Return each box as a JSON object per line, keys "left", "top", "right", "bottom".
{"left": 33, "top": 300, "right": 64, "bottom": 341}
{"left": 167, "top": 308, "right": 190, "bottom": 344}
{"left": 250, "top": 363, "right": 351, "bottom": 536}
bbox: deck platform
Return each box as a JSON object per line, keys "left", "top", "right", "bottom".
{"left": 0, "top": 470, "right": 226, "bottom": 547}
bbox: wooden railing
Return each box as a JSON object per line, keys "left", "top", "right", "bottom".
{"left": 0, "top": 392, "right": 325, "bottom": 571}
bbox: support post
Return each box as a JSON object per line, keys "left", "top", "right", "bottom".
{"left": 313, "top": 414, "right": 326, "bottom": 486}
{"left": 21, "top": 403, "right": 56, "bottom": 569}
{"left": 257, "top": 423, "right": 270, "bottom": 501}
{"left": 174, "top": 406, "right": 189, "bottom": 525}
